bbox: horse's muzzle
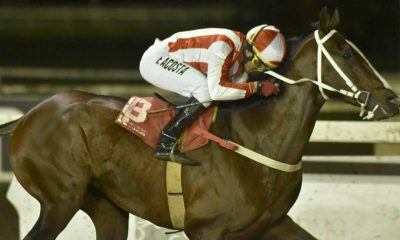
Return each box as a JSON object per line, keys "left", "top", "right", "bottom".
{"left": 381, "top": 94, "right": 400, "bottom": 118}
{"left": 391, "top": 94, "right": 400, "bottom": 106}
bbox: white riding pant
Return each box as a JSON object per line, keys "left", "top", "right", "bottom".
{"left": 139, "top": 39, "right": 212, "bottom": 107}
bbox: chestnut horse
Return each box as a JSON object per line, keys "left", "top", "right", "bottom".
{"left": 1, "top": 8, "right": 399, "bottom": 240}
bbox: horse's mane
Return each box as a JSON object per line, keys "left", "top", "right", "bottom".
{"left": 219, "top": 32, "right": 313, "bottom": 111}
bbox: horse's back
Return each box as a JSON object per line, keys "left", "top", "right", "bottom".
{"left": 14, "top": 90, "right": 126, "bottom": 135}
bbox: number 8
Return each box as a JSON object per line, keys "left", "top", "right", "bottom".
{"left": 125, "top": 97, "right": 152, "bottom": 123}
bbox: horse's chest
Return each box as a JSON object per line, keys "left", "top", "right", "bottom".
{"left": 236, "top": 173, "right": 302, "bottom": 223}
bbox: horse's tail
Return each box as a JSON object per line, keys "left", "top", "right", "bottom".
{"left": 0, "top": 117, "right": 22, "bottom": 136}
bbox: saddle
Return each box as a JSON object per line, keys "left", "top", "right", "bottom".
{"left": 115, "top": 96, "right": 234, "bottom": 152}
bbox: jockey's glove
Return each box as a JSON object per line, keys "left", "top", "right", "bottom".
{"left": 254, "top": 81, "right": 280, "bottom": 96}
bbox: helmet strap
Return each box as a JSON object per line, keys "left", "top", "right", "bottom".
{"left": 242, "top": 41, "right": 255, "bottom": 64}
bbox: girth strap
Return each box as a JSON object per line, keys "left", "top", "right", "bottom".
{"left": 166, "top": 162, "right": 185, "bottom": 230}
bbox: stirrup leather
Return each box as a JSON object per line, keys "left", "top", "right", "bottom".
{"left": 169, "top": 141, "right": 179, "bottom": 162}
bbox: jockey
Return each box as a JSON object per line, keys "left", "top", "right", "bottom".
{"left": 139, "top": 24, "right": 286, "bottom": 165}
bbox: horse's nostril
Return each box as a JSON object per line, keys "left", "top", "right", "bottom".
{"left": 387, "top": 95, "right": 400, "bottom": 105}
{"left": 386, "top": 97, "right": 400, "bottom": 105}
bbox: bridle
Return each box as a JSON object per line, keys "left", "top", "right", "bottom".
{"left": 264, "top": 29, "right": 391, "bottom": 120}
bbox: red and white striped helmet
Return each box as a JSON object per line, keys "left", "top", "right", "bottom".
{"left": 246, "top": 24, "right": 287, "bottom": 69}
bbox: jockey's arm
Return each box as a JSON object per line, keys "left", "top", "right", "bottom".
{"left": 207, "top": 42, "right": 257, "bottom": 101}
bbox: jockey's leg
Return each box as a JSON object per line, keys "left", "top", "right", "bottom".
{"left": 154, "top": 96, "right": 206, "bottom": 165}
{"left": 139, "top": 38, "right": 212, "bottom": 165}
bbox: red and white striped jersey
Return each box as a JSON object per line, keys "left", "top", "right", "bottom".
{"left": 164, "top": 28, "right": 257, "bottom": 101}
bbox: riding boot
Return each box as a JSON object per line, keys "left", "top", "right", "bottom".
{"left": 153, "top": 97, "right": 206, "bottom": 165}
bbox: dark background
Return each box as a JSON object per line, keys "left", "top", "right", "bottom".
{"left": 0, "top": 0, "right": 398, "bottom": 71}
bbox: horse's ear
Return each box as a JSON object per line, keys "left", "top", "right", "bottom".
{"left": 319, "top": 7, "right": 340, "bottom": 34}
{"left": 319, "top": 7, "right": 331, "bottom": 34}
{"left": 330, "top": 8, "right": 340, "bottom": 29}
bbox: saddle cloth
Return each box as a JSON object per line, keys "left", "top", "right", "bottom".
{"left": 115, "top": 96, "right": 218, "bottom": 152}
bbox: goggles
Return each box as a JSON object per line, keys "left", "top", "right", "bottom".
{"left": 251, "top": 53, "right": 270, "bottom": 71}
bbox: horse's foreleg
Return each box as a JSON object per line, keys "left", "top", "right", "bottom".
{"left": 24, "top": 202, "right": 80, "bottom": 240}
{"left": 255, "top": 215, "right": 316, "bottom": 240}
{"left": 81, "top": 190, "right": 129, "bottom": 240}
{"left": 184, "top": 218, "right": 229, "bottom": 240}
{"left": 185, "top": 228, "right": 225, "bottom": 240}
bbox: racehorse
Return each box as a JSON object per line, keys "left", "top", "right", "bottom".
{"left": 1, "top": 8, "right": 399, "bottom": 240}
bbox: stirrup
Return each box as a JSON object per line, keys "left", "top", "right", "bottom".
{"left": 153, "top": 143, "right": 199, "bottom": 166}
{"left": 168, "top": 145, "right": 199, "bottom": 166}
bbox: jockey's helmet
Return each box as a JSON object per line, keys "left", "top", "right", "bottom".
{"left": 246, "top": 24, "right": 287, "bottom": 70}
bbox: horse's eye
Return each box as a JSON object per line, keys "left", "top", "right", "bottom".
{"left": 343, "top": 50, "right": 353, "bottom": 60}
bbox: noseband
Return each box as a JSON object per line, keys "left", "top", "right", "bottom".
{"left": 265, "top": 30, "right": 390, "bottom": 120}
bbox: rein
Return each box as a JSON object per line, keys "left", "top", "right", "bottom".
{"left": 264, "top": 29, "right": 391, "bottom": 120}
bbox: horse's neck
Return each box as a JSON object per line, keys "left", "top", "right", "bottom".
{"left": 222, "top": 80, "right": 325, "bottom": 165}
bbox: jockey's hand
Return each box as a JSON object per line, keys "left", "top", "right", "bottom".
{"left": 255, "top": 81, "right": 280, "bottom": 96}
